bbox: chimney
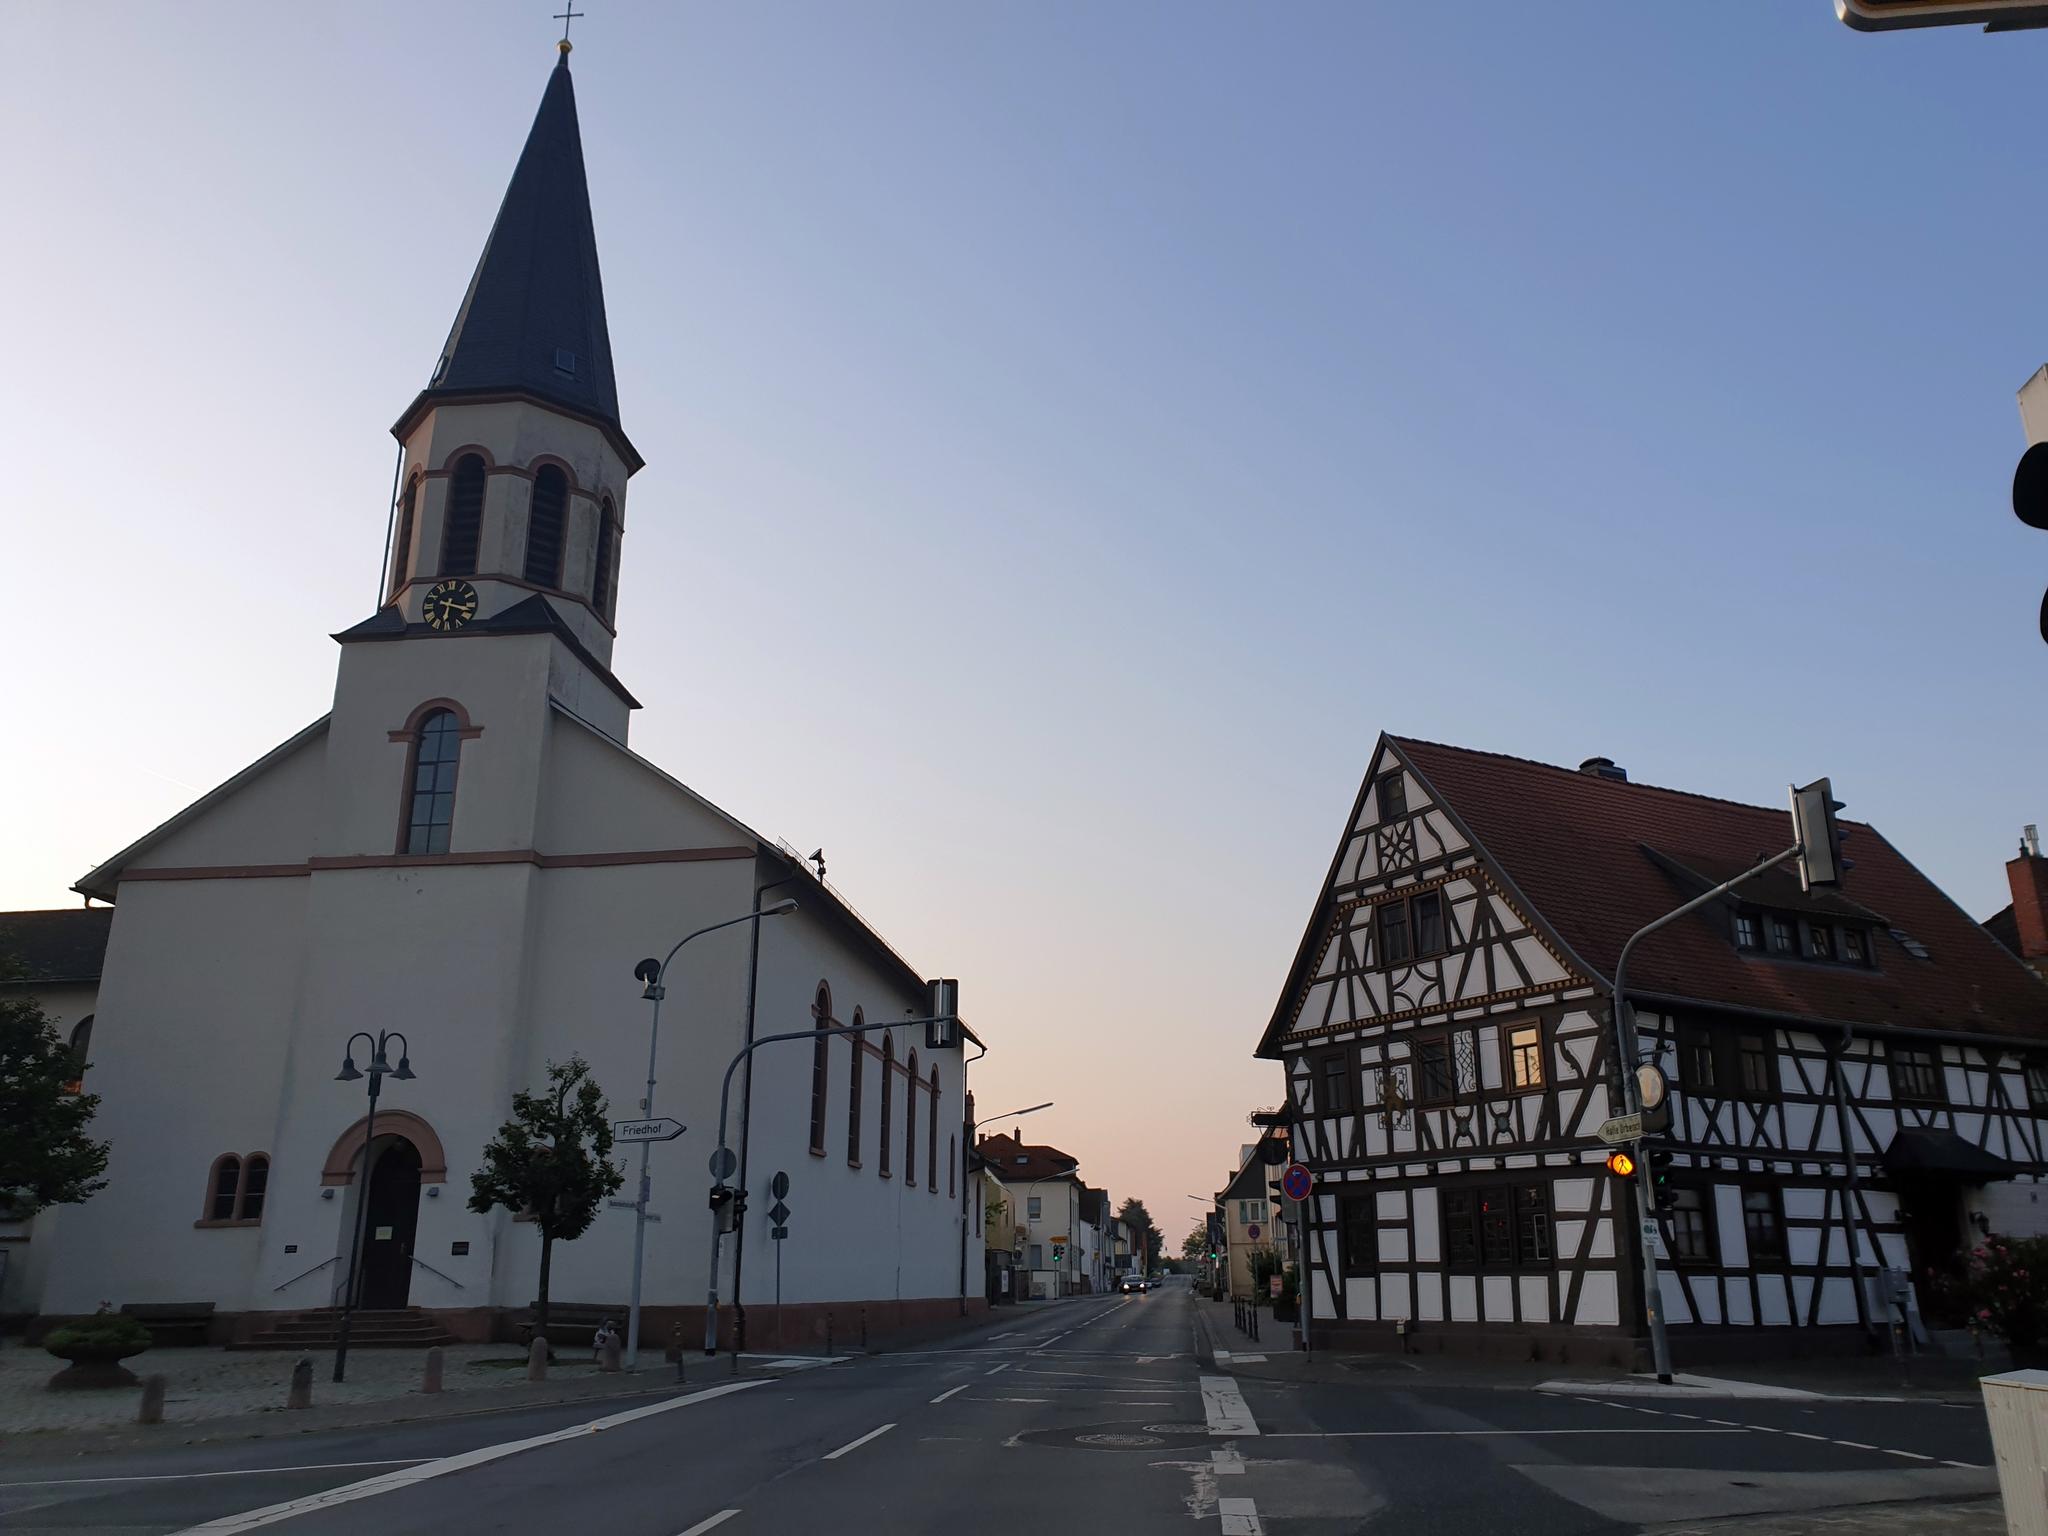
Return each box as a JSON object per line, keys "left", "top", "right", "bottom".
{"left": 1579, "top": 756, "right": 1628, "bottom": 783}
{"left": 2007, "top": 832, "right": 2048, "bottom": 963}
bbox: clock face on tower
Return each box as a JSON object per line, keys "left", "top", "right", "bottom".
{"left": 424, "top": 579, "right": 480, "bottom": 632}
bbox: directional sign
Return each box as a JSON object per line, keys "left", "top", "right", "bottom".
{"left": 769, "top": 1170, "right": 791, "bottom": 1200}
{"left": 1596, "top": 1113, "right": 1643, "bottom": 1145}
{"left": 614, "top": 1117, "right": 686, "bottom": 1143}
{"left": 1280, "top": 1162, "right": 1314, "bottom": 1203}
{"left": 768, "top": 1201, "right": 791, "bottom": 1225}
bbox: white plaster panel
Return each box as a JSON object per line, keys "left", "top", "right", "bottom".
{"left": 1979, "top": 1182, "right": 2048, "bottom": 1239}
{"left": 1791, "top": 1274, "right": 1814, "bottom": 1322}
{"left": 1381, "top": 1272, "right": 1411, "bottom": 1320}
{"left": 1449, "top": 1273, "right": 1477, "bottom": 1322}
{"left": 1657, "top": 1269, "right": 1688, "bottom": 1322}
{"left": 1346, "top": 1277, "right": 1377, "bottom": 1320}
{"left": 1725, "top": 1281, "right": 1755, "bottom": 1325}
{"left": 1691, "top": 1279, "right": 1722, "bottom": 1325}
{"left": 1417, "top": 1272, "right": 1444, "bottom": 1322}
{"left": 1758, "top": 1276, "right": 1791, "bottom": 1325}
{"left": 1817, "top": 1277, "right": 1856, "bottom": 1325}
{"left": 1411, "top": 1188, "right": 1440, "bottom": 1263}
{"left": 1715, "top": 1185, "right": 1749, "bottom": 1270}
{"left": 1518, "top": 1274, "right": 1549, "bottom": 1324}
{"left": 1789, "top": 1228, "right": 1822, "bottom": 1267}
{"left": 1482, "top": 1274, "right": 1511, "bottom": 1320}
{"left": 1783, "top": 1188, "right": 1827, "bottom": 1220}
{"left": 1377, "top": 1190, "right": 1406, "bottom": 1221}
{"left": 1312, "top": 1271, "right": 1336, "bottom": 1319}
{"left": 1378, "top": 1228, "right": 1411, "bottom": 1264}
{"left": 1554, "top": 1178, "right": 1594, "bottom": 1215}
{"left": 1575, "top": 1269, "right": 1618, "bottom": 1327}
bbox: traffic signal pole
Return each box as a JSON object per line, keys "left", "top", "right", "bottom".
{"left": 1610, "top": 840, "right": 1801, "bottom": 1385}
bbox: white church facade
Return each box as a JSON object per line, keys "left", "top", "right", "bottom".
{"left": 33, "top": 47, "right": 985, "bottom": 1349}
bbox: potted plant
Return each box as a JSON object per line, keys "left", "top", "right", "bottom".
{"left": 1959, "top": 1235, "right": 2048, "bottom": 1369}
{"left": 44, "top": 1312, "right": 154, "bottom": 1390}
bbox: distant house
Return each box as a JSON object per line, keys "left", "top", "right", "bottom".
{"left": 1217, "top": 1128, "right": 1290, "bottom": 1302}
{"left": 979, "top": 1132, "right": 1084, "bottom": 1297}
{"left": 1259, "top": 736, "right": 2048, "bottom": 1361}
{"left": 0, "top": 907, "right": 113, "bottom": 1320}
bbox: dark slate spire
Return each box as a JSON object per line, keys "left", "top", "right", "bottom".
{"left": 394, "top": 52, "right": 639, "bottom": 468}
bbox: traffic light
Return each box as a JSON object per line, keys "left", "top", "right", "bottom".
{"left": 709, "top": 1185, "right": 745, "bottom": 1233}
{"left": 1790, "top": 778, "right": 1850, "bottom": 892}
{"left": 1604, "top": 1149, "right": 1636, "bottom": 1179}
{"left": 2018, "top": 442, "right": 2048, "bottom": 642}
{"left": 1647, "top": 1145, "right": 1677, "bottom": 1214}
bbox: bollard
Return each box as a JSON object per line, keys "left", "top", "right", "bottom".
{"left": 600, "top": 1334, "right": 622, "bottom": 1373}
{"left": 423, "top": 1347, "right": 444, "bottom": 1394}
{"left": 672, "top": 1323, "right": 687, "bottom": 1383}
{"left": 137, "top": 1374, "right": 166, "bottom": 1425}
{"left": 527, "top": 1336, "right": 549, "bottom": 1382}
{"left": 287, "top": 1356, "right": 313, "bottom": 1410}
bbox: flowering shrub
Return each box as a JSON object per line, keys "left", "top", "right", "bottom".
{"left": 1958, "top": 1235, "right": 2048, "bottom": 1348}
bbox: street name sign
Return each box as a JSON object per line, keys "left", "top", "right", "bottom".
{"left": 614, "top": 1117, "right": 686, "bottom": 1143}
{"left": 1596, "top": 1113, "right": 1642, "bottom": 1145}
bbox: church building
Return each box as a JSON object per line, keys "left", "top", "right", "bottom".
{"left": 34, "top": 45, "right": 985, "bottom": 1349}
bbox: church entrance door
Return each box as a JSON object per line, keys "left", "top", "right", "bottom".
{"left": 359, "top": 1138, "right": 422, "bottom": 1310}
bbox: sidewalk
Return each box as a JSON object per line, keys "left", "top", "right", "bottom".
{"left": 1643, "top": 1496, "right": 2005, "bottom": 1535}
{"left": 1191, "top": 1293, "right": 1995, "bottom": 1404}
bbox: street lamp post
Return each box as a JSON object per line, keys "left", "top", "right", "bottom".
{"left": 625, "top": 899, "right": 797, "bottom": 1368}
{"left": 332, "top": 1030, "right": 415, "bottom": 1384}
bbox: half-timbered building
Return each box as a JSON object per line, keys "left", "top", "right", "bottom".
{"left": 1257, "top": 736, "right": 2048, "bottom": 1363}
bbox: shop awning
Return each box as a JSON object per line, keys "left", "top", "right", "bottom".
{"left": 1882, "top": 1127, "right": 2023, "bottom": 1180}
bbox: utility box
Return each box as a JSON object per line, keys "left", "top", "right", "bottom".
{"left": 1983, "top": 1369, "right": 2048, "bottom": 1535}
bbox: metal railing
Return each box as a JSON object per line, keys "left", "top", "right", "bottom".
{"left": 273, "top": 1256, "right": 340, "bottom": 1295}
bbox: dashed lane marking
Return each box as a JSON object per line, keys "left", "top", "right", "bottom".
{"left": 930, "top": 1385, "right": 969, "bottom": 1404}
{"left": 0, "top": 1461, "right": 426, "bottom": 1489}
{"left": 1200, "top": 1376, "right": 1260, "bottom": 1437}
{"left": 1219, "top": 1495, "right": 1264, "bottom": 1535}
{"left": 822, "top": 1424, "right": 896, "bottom": 1461}
{"left": 675, "top": 1513, "right": 740, "bottom": 1536}
{"left": 986, "top": 1363, "right": 1011, "bottom": 1376}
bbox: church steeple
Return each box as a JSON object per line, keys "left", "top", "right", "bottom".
{"left": 375, "top": 48, "right": 642, "bottom": 703}
{"left": 392, "top": 52, "right": 636, "bottom": 467}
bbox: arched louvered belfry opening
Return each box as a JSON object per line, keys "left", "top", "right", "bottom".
{"left": 879, "top": 1033, "right": 894, "bottom": 1177}
{"left": 847, "top": 1007, "right": 865, "bottom": 1166}
{"left": 440, "top": 454, "right": 486, "bottom": 577}
{"left": 524, "top": 464, "right": 568, "bottom": 587}
{"left": 388, "top": 475, "right": 419, "bottom": 602}
{"left": 928, "top": 1066, "right": 941, "bottom": 1193}
{"left": 593, "top": 498, "right": 618, "bottom": 620}
{"left": 808, "top": 983, "right": 832, "bottom": 1156}
{"left": 904, "top": 1049, "right": 919, "bottom": 1188}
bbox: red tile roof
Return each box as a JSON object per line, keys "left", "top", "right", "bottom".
{"left": 1395, "top": 738, "right": 2048, "bottom": 1042}
{"left": 977, "top": 1132, "right": 1079, "bottom": 1182}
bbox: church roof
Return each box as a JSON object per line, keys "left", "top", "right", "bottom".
{"left": 392, "top": 53, "right": 638, "bottom": 469}
{"left": 0, "top": 907, "right": 113, "bottom": 985}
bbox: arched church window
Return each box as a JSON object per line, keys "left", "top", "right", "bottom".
{"left": 240, "top": 1154, "right": 269, "bottom": 1221}
{"left": 207, "top": 1155, "right": 242, "bottom": 1221}
{"left": 879, "top": 1034, "right": 894, "bottom": 1178}
{"left": 592, "top": 499, "right": 618, "bottom": 621}
{"left": 63, "top": 1015, "right": 93, "bottom": 1094}
{"left": 847, "top": 1008, "right": 865, "bottom": 1166}
{"left": 524, "top": 464, "right": 568, "bottom": 588}
{"left": 388, "top": 476, "right": 419, "bottom": 602}
{"left": 928, "top": 1067, "right": 941, "bottom": 1193}
{"left": 905, "top": 1049, "right": 919, "bottom": 1188}
{"left": 809, "top": 982, "right": 831, "bottom": 1156}
{"left": 402, "top": 708, "right": 464, "bottom": 854}
{"left": 440, "top": 454, "right": 486, "bottom": 577}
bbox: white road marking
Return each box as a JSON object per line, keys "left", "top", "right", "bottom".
{"left": 172, "top": 1379, "right": 763, "bottom": 1533}
{"left": 1260, "top": 1428, "right": 1745, "bottom": 1438}
{"left": 676, "top": 1513, "right": 741, "bottom": 1536}
{"left": 0, "top": 1460, "right": 425, "bottom": 1489}
{"left": 1201, "top": 1375, "right": 1260, "bottom": 1437}
{"left": 1219, "top": 1495, "right": 1264, "bottom": 1535}
{"left": 822, "top": 1423, "right": 896, "bottom": 1461}
{"left": 986, "top": 1362, "right": 1011, "bottom": 1376}
{"left": 971, "top": 1396, "right": 1052, "bottom": 1403}
{"left": 986, "top": 1332, "right": 1018, "bottom": 1341}
{"left": 1211, "top": 1447, "right": 1245, "bottom": 1476}
{"left": 930, "top": 1384, "right": 969, "bottom": 1404}
{"left": 1784, "top": 1431, "right": 1830, "bottom": 1442}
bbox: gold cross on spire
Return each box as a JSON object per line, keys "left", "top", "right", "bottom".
{"left": 554, "top": 4, "right": 584, "bottom": 54}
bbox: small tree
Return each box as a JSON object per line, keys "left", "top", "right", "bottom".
{"left": 1180, "top": 1221, "right": 1208, "bottom": 1262}
{"left": 1118, "top": 1197, "right": 1163, "bottom": 1272}
{"left": 0, "top": 973, "right": 110, "bottom": 1217}
{"left": 468, "top": 1056, "right": 622, "bottom": 1351}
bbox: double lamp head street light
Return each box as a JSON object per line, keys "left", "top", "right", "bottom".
{"left": 331, "top": 1029, "right": 416, "bottom": 1383}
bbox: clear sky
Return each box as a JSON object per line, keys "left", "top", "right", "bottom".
{"left": 7, "top": 3, "right": 2048, "bottom": 1241}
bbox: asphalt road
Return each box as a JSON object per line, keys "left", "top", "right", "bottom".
{"left": 0, "top": 1280, "right": 2000, "bottom": 1535}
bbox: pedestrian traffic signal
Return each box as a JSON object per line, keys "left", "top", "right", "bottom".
{"left": 1790, "top": 778, "right": 1851, "bottom": 892}
{"left": 1647, "top": 1145, "right": 1677, "bottom": 1213}
{"left": 1605, "top": 1149, "right": 1636, "bottom": 1178}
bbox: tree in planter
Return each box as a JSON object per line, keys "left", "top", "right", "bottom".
{"left": 468, "top": 1056, "right": 623, "bottom": 1353}
{"left": 0, "top": 966, "right": 110, "bottom": 1219}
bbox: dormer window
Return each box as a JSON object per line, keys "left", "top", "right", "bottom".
{"left": 1767, "top": 917, "right": 1797, "bottom": 954}
{"left": 1733, "top": 913, "right": 1761, "bottom": 950}
{"left": 1807, "top": 924, "right": 1835, "bottom": 962}
{"left": 1842, "top": 928, "right": 1867, "bottom": 963}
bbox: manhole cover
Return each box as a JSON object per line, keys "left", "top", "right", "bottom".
{"left": 1143, "top": 1423, "right": 1209, "bottom": 1434}
{"left": 1017, "top": 1421, "right": 1213, "bottom": 1452}
{"left": 1076, "top": 1432, "right": 1162, "bottom": 1448}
